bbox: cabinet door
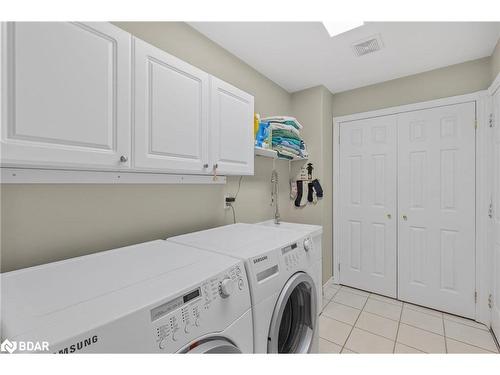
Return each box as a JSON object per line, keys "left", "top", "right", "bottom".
{"left": 1, "top": 22, "right": 131, "bottom": 169}
{"left": 209, "top": 77, "right": 254, "bottom": 176}
{"left": 133, "top": 38, "right": 209, "bottom": 173}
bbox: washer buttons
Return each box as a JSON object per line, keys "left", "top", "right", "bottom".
{"left": 184, "top": 324, "right": 190, "bottom": 334}
{"left": 195, "top": 318, "right": 200, "bottom": 327}
{"left": 172, "top": 330, "right": 178, "bottom": 342}
{"left": 238, "top": 278, "right": 244, "bottom": 290}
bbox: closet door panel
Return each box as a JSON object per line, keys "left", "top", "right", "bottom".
{"left": 491, "top": 89, "right": 500, "bottom": 338}
{"left": 398, "top": 102, "right": 476, "bottom": 318}
{"left": 339, "top": 116, "right": 397, "bottom": 297}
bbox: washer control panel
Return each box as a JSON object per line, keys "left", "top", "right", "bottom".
{"left": 151, "top": 264, "right": 247, "bottom": 351}
{"left": 281, "top": 236, "right": 312, "bottom": 272}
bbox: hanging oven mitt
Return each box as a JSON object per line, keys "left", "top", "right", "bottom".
{"left": 312, "top": 179, "right": 323, "bottom": 198}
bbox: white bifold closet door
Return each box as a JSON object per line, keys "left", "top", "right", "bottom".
{"left": 491, "top": 88, "right": 500, "bottom": 337}
{"left": 339, "top": 101, "right": 476, "bottom": 318}
{"left": 339, "top": 116, "right": 398, "bottom": 298}
{"left": 398, "top": 102, "right": 476, "bottom": 318}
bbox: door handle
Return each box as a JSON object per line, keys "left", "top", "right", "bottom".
{"left": 402, "top": 215, "right": 408, "bottom": 221}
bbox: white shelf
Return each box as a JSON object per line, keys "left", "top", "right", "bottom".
{"left": 0, "top": 167, "right": 227, "bottom": 184}
{"left": 254, "top": 147, "right": 308, "bottom": 162}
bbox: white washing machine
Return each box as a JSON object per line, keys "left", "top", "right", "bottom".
{"left": 1, "top": 240, "right": 253, "bottom": 353}
{"left": 257, "top": 221, "right": 323, "bottom": 313}
{"left": 168, "top": 223, "right": 321, "bottom": 353}
{"left": 257, "top": 221, "right": 323, "bottom": 346}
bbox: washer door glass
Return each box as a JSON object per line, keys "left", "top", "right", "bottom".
{"left": 180, "top": 338, "right": 242, "bottom": 354}
{"left": 268, "top": 272, "right": 317, "bottom": 353}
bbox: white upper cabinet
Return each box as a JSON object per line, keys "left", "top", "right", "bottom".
{"left": 1, "top": 22, "right": 131, "bottom": 169}
{"left": 209, "top": 77, "right": 254, "bottom": 175}
{"left": 1, "top": 22, "right": 255, "bottom": 177}
{"left": 133, "top": 38, "right": 210, "bottom": 173}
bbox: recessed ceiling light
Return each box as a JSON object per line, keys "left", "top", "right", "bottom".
{"left": 322, "top": 21, "right": 364, "bottom": 37}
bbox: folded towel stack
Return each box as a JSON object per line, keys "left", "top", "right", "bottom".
{"left": 261, "top": 116, "right": 308, "bottom": 160}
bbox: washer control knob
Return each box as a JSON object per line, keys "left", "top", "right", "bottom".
{"left": 184, "top": 324, "right": 190, "bottom": 334}
{"left": 238, "top": 278, "right": 244, "bottom": 290}
{"left": 219, "top": 277, "right": 234, "bottom": 298}
{"left": 303, "top": 238, "right": 312, "bottom": 252}
{"left": 195, "top": 318, "right": 200, "bottom": 327}
{"left": 172, "top": 330, "right": 178, "bottom": 342}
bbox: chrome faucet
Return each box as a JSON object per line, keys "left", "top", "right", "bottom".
{"left": 271, "top": 169, "right": 281, "bottom": 224}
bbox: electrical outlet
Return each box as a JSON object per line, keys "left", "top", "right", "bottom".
{"left": 224, "top": 195, "right": 235, "bottom": 210}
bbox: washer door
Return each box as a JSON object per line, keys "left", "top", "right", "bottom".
{"left": 268, "top": 272, "right": 317, "bottom": 353}
{"left": 180, "top": 338, "right": 242, "bottom": 354}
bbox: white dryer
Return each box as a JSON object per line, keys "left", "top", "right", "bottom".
{"left": 1, "top": 240, "right": 252, "bottom": 353}
{"left": 168, "top": 223, "right": 321, "bottom": 353}
{"left": 257, "top": 220, "right": 323, "bottom": 314}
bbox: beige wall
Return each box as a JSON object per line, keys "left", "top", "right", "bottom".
{"left": 332, "top": 57, "right": 492, "bottom": 117}
{"left": 492, "top": 39, "right": 500, "bottom": 81}
{"left": 285, "top": 86, "right": 333, "bottom": 283}
{"left": 0, "top": 22, "right": 294, "bottom": 273}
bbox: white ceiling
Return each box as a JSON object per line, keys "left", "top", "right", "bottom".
{"left": 189, "top": 22, "right": 500, "bottom": 93}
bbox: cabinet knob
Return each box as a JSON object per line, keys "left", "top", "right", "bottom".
{"left": 120, "top": 155, "right": 128, "bottom": 163}
{"left": 203, "top": 163, "right": 209, "bottom": 168}
{"left": 402, "top": 215, "right": 408, "bottom": 221}
{"left": 387, "top": 214, "right": 392, "bottom": 219}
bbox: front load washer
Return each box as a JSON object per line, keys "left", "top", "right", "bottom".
{"left": 256, "top": 221, "right": 323, "bottom": 351}
{"left": 1, "top": 240, "right": 252, "bottom": 353}
{"left": 168, "top": 223, "right": 320, "bottom": 353}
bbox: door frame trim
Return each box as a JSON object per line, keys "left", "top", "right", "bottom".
{"left": 332, "top": 90, "right": 491, "bottom": 325}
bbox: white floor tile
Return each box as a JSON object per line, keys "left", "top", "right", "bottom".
{"left": 401, "top": 307, "right": 444, "bottom": 335}
{"left": 322, "top": 296, "right": 331, "bottom": 311}
{"left": 355, "top": 311, "right": 399, "bottom": 340}
{"left": 319, "top": 315, "right": 353, "bottom": 346}
{"left": 394, "top": 343, "right": 425, "bottom": 353}
{"left": 341, "top": 348, "right": 357, "bottom": 354}
{"left": 344, "top": 328, "right": 395, "bottom": 353}
{"left": 323, "top": 285, "right": 340, "bottom": 300}
{"left": 369, "top": 293, "right": 403, "bottom": 306}
{"left": 403, "top": 303, "right": 443, "bottom": 318}
{"left": 332, "top": 290, "right": 368, "bottom": 309}
{"left": 443, "top": 313, "right": 490, "bottom": 331}
{"left": 444, "top": 320, "right": 498, "bottom": 352}
{"left": 446, "top": 338, "right": 496, "bottom": 353}
{"left": 322, "top": 302, "right": 361, "bottom": 325}
{"left": 363, "top": 298, "right": 402, "bottom": 321}
{"left": 397, "top": 323, "right": 446, "bottom": 353}
{"left": 340, "top": 286, "right": 370, "bottom": 297}
{"left": 318, "top": 338, "right": 342, "bottom": 353}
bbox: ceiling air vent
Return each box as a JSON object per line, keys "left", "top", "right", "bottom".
{"left": 352, "top": 34, "right": 384, "bottom": 57}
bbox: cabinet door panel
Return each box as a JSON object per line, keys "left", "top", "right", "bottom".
{"left": 210, "top": 77, "right": 254, "bottom": 175}
{"left": 1, "top": 22, "right": 131, "bottom": 168}
{"left": 133, "top": 38, "right": 209, "bottom": 173}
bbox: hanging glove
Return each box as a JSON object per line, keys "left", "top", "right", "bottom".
{"left": 312, "top": 179, "right": 323, "bottom": 198}
{"left": 307, "top": 182, "right": 314, "bottom": 203}
{"left": 294, "top": 180, "right": 303, "bottom": 207}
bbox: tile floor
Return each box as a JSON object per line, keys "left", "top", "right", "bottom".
{"left": 319, "top": 281, "right": 500, "bottom": 354}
